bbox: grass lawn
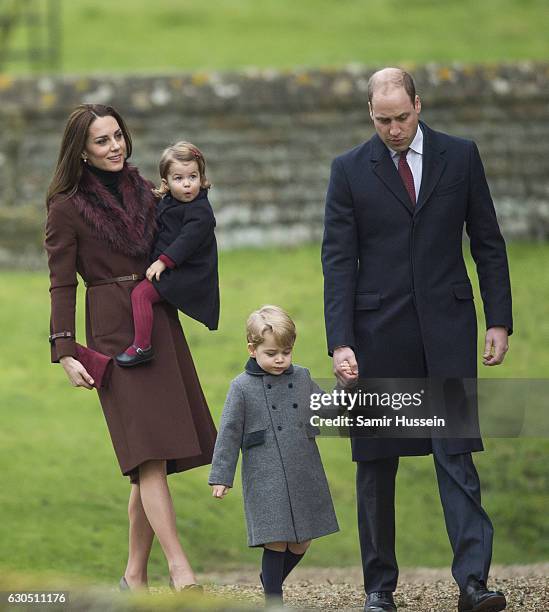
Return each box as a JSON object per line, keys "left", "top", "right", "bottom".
{"left": 4, "top": 0, "right": 549, "bottom": 76}
{"left": 0, "top": 242, "right": 548, "bottom": 585}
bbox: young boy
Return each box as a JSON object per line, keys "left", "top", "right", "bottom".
{"left": 209, "top": 305, "right": 340, "bottom": 605}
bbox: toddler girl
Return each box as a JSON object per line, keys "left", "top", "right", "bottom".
{"left": 116, "top": 142, "right": 219, "bottom": 366}
{"left": 209, "top": 305, "right": 339, "bottom": 605}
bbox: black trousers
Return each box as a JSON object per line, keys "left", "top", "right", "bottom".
{"left": 356, "top": 439, "right": 494, "bottom": 593}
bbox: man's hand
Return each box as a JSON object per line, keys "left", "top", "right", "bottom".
{"left": 59, "top": 355, "right": 94, "bottom": 389}
{"left": 146, "top": 259, "right": 167, "bottom": 282}
{"left": 482, "top": 326, "right": 509, "bottom": 366}
{"left": 211, "top": 484, "right": 229, "bottom": 498}
{"left": 333, "top": 346, "right": 359, "bottom": 386}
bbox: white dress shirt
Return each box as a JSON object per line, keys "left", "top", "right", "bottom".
{"left": 387, "top": 125, "right": 423, "bottom": 200}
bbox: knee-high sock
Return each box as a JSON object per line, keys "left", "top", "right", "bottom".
{"left": 125, "top": 280, "right": 162, "bottom": 355}
{"left": 282, "top": 549, "right": 305, "bottom": 582}
{"left": 261, "top": 548, "right": 285, "bottom": 596}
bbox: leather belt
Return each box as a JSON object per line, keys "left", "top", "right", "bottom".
{"left": 84, "top": 274, "right": 144, "bottom": 288}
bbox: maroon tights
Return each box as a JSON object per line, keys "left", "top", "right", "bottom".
{"left": 124, "top": 279, "right": 163, "bottom": 356}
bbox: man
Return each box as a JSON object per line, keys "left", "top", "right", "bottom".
{"left": 322, "top": 68, "right": 512, "bottom": 612}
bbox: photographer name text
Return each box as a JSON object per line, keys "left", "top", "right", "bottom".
{"left": 310, "top": 414, "right": 446, "bottom": 428}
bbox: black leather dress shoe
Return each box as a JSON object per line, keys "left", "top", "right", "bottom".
{"left": 364, "top": 591, "right": 397, "bottom": 612}
{"left": 115, "top": 346, "right": 154, "bottom": 367}
{"left": 458, "top": 578, "right": 506, "bottom": 612}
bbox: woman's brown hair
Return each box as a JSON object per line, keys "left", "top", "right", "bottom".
{"left": 46, "top": 104, "right": 132, "bottom": 208}
{"left": 153, "top": 141, "right": 211, "bottom": 198}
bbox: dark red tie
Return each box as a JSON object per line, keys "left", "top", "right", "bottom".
{"left": 398, "top": 149, "right": 416, "bottom": 205}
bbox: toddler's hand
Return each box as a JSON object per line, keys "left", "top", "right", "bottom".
{"left": 340, "top": 360, "right": 357, "bottom": 375}
{"left": 146, "top": 259, "right": 167, "bottom": 281}
{"left": 340, "top": 359, "right": 359, "bottom": 387}
{"left": 211, "top": 484, "right": 229, "bottom": 498}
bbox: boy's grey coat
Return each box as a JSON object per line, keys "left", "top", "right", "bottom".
{"left": 209, "top": 361, "right": 339, "bottom": 547}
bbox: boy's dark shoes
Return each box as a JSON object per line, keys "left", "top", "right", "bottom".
{"left": 116, "top": 346, "right": 154, "bottom": 367}
{"left": 457, "top": 578, "right": 506, "bottom": 612}
{"left": 364, "top": 591, "right": 397, "bottom": 612}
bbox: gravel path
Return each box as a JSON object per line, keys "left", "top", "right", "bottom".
{"left": 191, "top": 565, "right": 549, "bottom": 611}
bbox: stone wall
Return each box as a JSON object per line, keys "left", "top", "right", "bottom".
{"left": 1, "top": 63, "right": 548, "bottom": 268}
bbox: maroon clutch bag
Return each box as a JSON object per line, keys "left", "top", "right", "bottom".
{"left": 75, "top": 343, "right": 113, "bottom": 389}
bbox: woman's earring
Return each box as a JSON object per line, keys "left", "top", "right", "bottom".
{"left": 82, "top": 155, "right": 88, "bottom": 163}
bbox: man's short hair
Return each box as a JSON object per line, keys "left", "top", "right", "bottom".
{"left": 246, "top": 305, "right": 296, "bottom": 348}
{"left": 368, "top": 69, "right": 416, "bottom": 106}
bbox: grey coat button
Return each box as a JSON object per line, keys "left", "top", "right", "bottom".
{"left": 272, "top": 404, "right": 277, "bottom": 410}
{"left": 267, "top": 384, "right": 272, "bottom": 389}
{"left": 293, "top": 403, "right": 298, "bottom": 408}
{"left": 277, "top": 425, "right": 282, "bottom": 431}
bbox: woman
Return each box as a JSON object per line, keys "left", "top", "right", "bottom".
{"left": 45, "top": 104, "right": 216, "bottom": 591}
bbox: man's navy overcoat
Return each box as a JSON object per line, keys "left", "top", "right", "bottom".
{"left": 322, "top": 121, "right": 513, "bottom": 460}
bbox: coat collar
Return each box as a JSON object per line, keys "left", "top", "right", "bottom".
{"left": 72, "top": 163, "right": 157, "bottom": 256}
{"left": 245, "top": 357, "right": 294, "bottom": 376}
{"left": 158, "top": 188, "right": 209, "bottom": 211}
{"left": 415, "top": 121, "right": 447, "bottom": 213}
{"left": 370, "top": 131, "right": 415, "bottom": 215}
{"left": 370, "top": 120, "right": 447, "bottom": 216}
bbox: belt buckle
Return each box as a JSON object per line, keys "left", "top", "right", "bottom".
{"left": 131, "top": 273, "right": 139, "bottom": 281}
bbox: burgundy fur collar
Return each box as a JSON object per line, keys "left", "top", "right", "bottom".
{"left": 72, "top": 163, "right": 157, "bottom": 257}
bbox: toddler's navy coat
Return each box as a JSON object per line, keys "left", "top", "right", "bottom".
{"left": 151, "top": 190, "right": 219, "bottom": 330}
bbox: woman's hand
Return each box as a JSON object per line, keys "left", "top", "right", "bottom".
{"left": 59, "top": 356, "right": 95, "bottom": 389}
{"left": 146, "top": 259, "right": 167, "bottom": 281}
{"left": 211, "top": 484, "right": 229, "bottom": 498}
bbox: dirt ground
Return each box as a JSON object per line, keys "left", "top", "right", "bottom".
{"left": 191, "top": 564, "right": 549, "bottom": 611}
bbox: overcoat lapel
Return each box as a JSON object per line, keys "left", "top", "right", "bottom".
{"left": 415, "top": 122, "right": 447, "bottom": 215}
{"left": 370, "top": 135, "right": 414, "bottom": 215}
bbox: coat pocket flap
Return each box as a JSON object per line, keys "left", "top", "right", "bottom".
{"left": 355, "top": 292, "right": 381, "bottom": 310}
{"left": 434, "top": 177, "right": 466, "bottom": 196}
{"left": 305, "top": 423, "right": 321, "bottom": 438}
{"left": 453, "top": 283, "right": 474, "bottom": 300}
{"left": 243, "top": 429, "right": 267, "bottom": 449}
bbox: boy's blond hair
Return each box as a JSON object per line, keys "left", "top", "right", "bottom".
{"left": 246, "top": 305, "right": 296, "bottom": 349}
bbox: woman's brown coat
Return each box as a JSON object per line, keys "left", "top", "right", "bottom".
{"left": 45, "top": 165, "right": 216, "bottom": 480}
